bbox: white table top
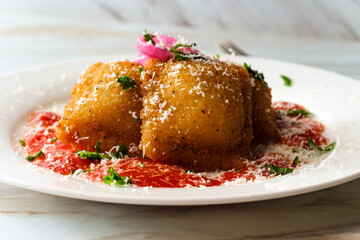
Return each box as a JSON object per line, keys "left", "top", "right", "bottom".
{"left": 1, "top": 0, "right": 360, "bottom": 239}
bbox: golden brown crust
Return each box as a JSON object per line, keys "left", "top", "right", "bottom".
{"left": 57, "top": 57, "right": 278, "bottom": 172}
{"left": 56, "top": 61, "right": 142, "bottom": 151}
{"left": 250, "top": 80, "right": 279, "bottom": 142}
{"left": 140, "top": 59, "right": 253, "bottom": 171}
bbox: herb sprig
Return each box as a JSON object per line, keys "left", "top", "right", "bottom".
{"left": 26, "top": 150, "right": 45, "bottom": 161}
{"left": 287, "top": 109, "right": 312, "bottom": 116}
{"left": 281, "top": 75, "right": 293, "bottom": 87}
{"left": 75, "top": 150, "right": 110, "bottom": 161}
{"left": 308, "top": 138, "right": 336, "bottom": 153}
{"left": 110, "top": 145, "right": 128, "bottom": 159}
{"left": 117, "top": 76, "right": 136, "bottom": 90}
{"left": 292, "top": 156, "right": 300, "bottom": 166}
{"left": 169, "top": 43, "right": 205, "bottom": 61}
{"left": 75, "top": 141, "right": 110, "bottom": 161}
{"left": 103, "top": 166, "right": 133, "bottom": 186}
{"left": 264, "top": 164, "right": 293, "bottom": 175}
{"left": 244, "top": 63, "right": 266, "bottom": 84}
{"left": 72, "top": 169, "right": 92, "bottom": 174}
{"left": 134, "top": 116, "right": 141, "bottom": 123}
{"left": 143, "top": 30, "right": 156, "bottom": 45}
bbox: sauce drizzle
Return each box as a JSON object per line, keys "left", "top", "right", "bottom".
{"left": 22, "top": 101, "right": 330, "bottom": 188}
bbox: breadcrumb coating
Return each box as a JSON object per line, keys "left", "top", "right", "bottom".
{"left": 56, "top": 61, "right": 142, "bottom": 151}
{"left": 140, "top": 59, "right": 254, "bottom": 171}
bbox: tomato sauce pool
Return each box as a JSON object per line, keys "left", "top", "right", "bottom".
{"left": 21, "top": 101, "right": 329, "bottom": 188}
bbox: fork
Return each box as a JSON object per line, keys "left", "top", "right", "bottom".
{"left": 217, "top": 41, "right": 249, "bottom": 56}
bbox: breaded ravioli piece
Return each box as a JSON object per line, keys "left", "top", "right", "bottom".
{"left": 242, "top": 64, "right": 279, "bottom": 142}
{"left": 56, "top": 61, "right": 142, "bottom": 152}
{"left": 251, "top": 79, "right": 279, "bottom": 141}
{"left": 140, "top": 59, "right": 253, "bottom": 171}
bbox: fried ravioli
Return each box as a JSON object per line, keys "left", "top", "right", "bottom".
{"left": 56, "top": 61, "right": 142, "bottom": 152}
{"left": 251, "top": 79, "right": 279, "bottom": 142}
{"left": 140, "top": 59, "right": 254, "bottom": 171}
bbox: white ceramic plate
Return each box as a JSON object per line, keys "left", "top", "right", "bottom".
{"left": 1, "top": 55, "right": 359, "bottom": 206}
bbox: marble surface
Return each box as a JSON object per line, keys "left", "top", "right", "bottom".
{"left": 1, "top": 0, "right": 360, "bottom": 239}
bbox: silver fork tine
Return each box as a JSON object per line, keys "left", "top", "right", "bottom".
{"left": 218, "top": 41, "right": 249, "bottom": 56}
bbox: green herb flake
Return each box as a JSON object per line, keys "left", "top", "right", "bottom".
{"left": 287, "top": 109, "right": 312, "bottom": 116}
{"left": 19, "top": 139, "right": 26, "bottom": 147}
{"left": 138, "top": 162, "right": 145, "bottom": 168}
{"left": 138, "top": 66, "right": 144, "bottom": 74}
{"left": 235, "top": 169, "right": 243, "bottom": 173}
{"left": 117, "top": 76, "right": 136, "bottom": 90}
{"left": 170, "top": 44, "right": 189, "bottom": 60}
{"left": 243, "top": 62, "right": 266, "bottom": 84}
{"left": 103, "top": 166, "right": 133, "bottom": 186}
{"left": 293, "top": 156, "right": 300, "bottom": 166}
{"left": 308, "top": 138, "right": 336, "bottom": 153}
{"left": 48, "top": 128, "right": 53, "bottom": 133}
{"left": 75, "top": 141, "right": 110, "bottom": 161}
{"left": 143, "top": 30, "right": 156, "bottom": 45}
{"left": 75, "top": 150, "right": 110, "bottom": 161}
{"left": 265, "top": 164, "right": 293, "bottom": 175}
{"left": 185, "top": 169, "right": 195, "bottom": 173}
{"left": 51, "top": 137, "right": 57, "bottom": 143}
{"left": 169, "top": 43, "right": 203, "bottom": 61}
{"left": 281, "top": 75, "right": 293, "bottom": 87}
{"left": 95, "top": 140, "right": 102, "bottom": 152}
{"left": 72, "top": 169, "right": 91, "bottom": 174}
{"left": 110, "top": 144, "right": 128, "bottom": 159}
{"left": 26, "top": 150, "right": 45, "bottom": 162}
{"left": 134, "top": 116, "right": 141, "bottom": 123}
{"left": 216, "top": 54, "right": 220, "bottom": 59}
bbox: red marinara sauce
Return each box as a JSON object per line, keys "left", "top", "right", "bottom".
{"left": 22, "top": 101, "right": 329, "bottom": 188}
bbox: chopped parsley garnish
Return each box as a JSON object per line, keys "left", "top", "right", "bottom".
{"left": 134, "top": 116, "right": 141, "bottom": 123}
{"left": 274, "top": 108, "right": 282, "bottom": 120}
{"left": 75, "top": 141, "right": 110, "bottom": 161}
{"left": 185, "top": 169, "right": 195, "bottom": 173}
{"left": 26, "top": 150, "right": 45, "bottom": 161}
{"left": 216, "top": 54, "right": 220, "bottom": 59}
{"left": 243, "top": 63, "right": 265, "bottom": 84}
{"left": 169, "top": 43, "right": 204, "bottom": 61}
{"left": 75, "top": 150, "right": 110, "bottom": 161}
{"left": 287, "top": 109, "right": 312, "bottom": 116}
{"left": 19, "top": 139, "right": 25, "bottom": 146}
{"left": 170, "top": 44, "right": 192, "bottom": 60}
{"left": 293, "top": 156, "right": 300, "bottom": 166}
{"left": 95, "top": 140, "right": 101, "bottom": 152}
{"left": 72, "top": 169, "right": 91, "bottom": 174}
{"left": 235, "top": 169, "right": 243, "bottom": 173}
{"left": 138, "top": 162, "right": 145, "bottom": 168}
{"left": 103, "top": 166, "right": 133, "bottom": 186}
{"left": 110, "top": 144, "right": 128, "bottom": 159}
{"left": 117, "top": 76, "right": 136, "bottom": 90}
{"left": 308, "top": 138, "right": 336, "bottom": 153}
{"left": 48, "top": 128, "right": 53, "bottom": 133}
{"left": 281, "top": 75, "right": 293, "bottom": 87}
{"left": 50, "top": 137, "right": 57, "bottom": 143}
{"left": 143, "top": 30, "right": 156, "bottom": 45}
{"left": 138, "top": 66, "right": 144, "bottom": 74}
{"left": 265, "top": 164, "right": 293, "bottom": 175}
